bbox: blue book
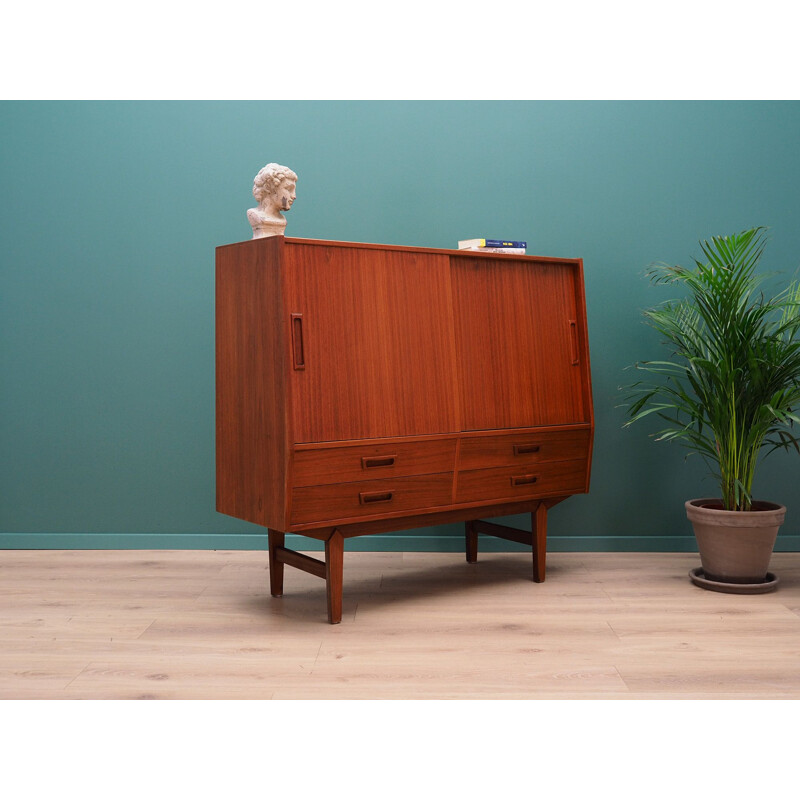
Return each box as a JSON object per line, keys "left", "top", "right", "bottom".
{"left": 458, "top": 238, "right": 527, "bottom": 249}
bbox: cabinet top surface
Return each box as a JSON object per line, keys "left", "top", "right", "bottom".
{"left": 216, "top": 236, "right": 582, "bottom": 265}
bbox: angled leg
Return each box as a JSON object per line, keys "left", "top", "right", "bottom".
{"left": 325, "top": 529, "right": 344, "bottom": 624}
{"left": 531, "top": 503, "right": 547, "bottom": 583}
{"left": 268, "top": 529, "right": 285, "bottom": 597}
{"left": 465, "top": 520, "right": 478, "bottom": 563}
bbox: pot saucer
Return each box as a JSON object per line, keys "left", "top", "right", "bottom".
{"left": 689, "top": 567, "right": 779, "bottom": 594}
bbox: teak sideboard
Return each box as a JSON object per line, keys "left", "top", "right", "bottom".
{"left": 216, "top": 237, "right": 594, "bottom": 622}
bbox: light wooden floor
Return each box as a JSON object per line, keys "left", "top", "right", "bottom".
{"left": 1, "top": 548, "right": 799, "bottom": 699}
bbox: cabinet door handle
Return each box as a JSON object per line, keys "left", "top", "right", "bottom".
{"left": 513, "top": 444, "right": 540, "bottom": 456}
{"left": 359, "top": 490, "right": 394, "bottom": 505}
{"left": 569, "top": 319, "right": 579, "bottom": 365}
{"left": 291, "top": 313, "right": 305, "bottom": 370}
{"left": 362, "top": 455, "right": 397, "bottom": 469}
{"left": 511, "top": 474, "right": 538, "bottom": 487}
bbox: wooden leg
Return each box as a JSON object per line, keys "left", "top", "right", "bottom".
{"left": 268, "top": 529, "right": 285, "bottom": 597}
{"left": 531, "top": 503, "right": 547, "bottom": 583}
{"left": 325, "top": 529, "right": 344, "bottom": 624}
{"left": 465, "top": 520, "right": 478, "bottom": 563}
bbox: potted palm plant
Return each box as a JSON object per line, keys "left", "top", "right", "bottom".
{"left": 624, "top": 226, "right": 800, "bottom": 593}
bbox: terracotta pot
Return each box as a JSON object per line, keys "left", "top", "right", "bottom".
{"left": 685, "top": 498, "right": 786, "bottom": 584}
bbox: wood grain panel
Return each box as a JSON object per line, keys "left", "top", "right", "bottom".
{"left": 292, "top": 438, "right": 457, "bottom": 487}
{"left": 451, "top": 256, "right": 588, "bottom": 430}
{"left": 455, "top": 460, "right": 587, "bottom": 505}
{"left": 285, "top": 243, "right": 460, "bottom": 442}
{"left": 216, "top": 237, "right": 287, "bottom": 529}
{"left": 458, "top": 427, "right": 591, "bottom": 470}
{"left": 287, "top": 498, "right": 556, "bottom": 536}
{"left": 290, "top": 473, "right": 454, "bottom": 525}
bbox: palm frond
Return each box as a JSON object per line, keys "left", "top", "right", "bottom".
{"left": 621, "top": 227, "right": 800, "bottom": 511}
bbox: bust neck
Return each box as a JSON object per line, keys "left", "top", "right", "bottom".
{"left": 248, "top": 207, "right": 287, "bottom": 239}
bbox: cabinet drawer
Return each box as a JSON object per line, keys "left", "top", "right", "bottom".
{"left": 292, "top": 438, "right": 456, "bottom": 487}
{"left": 455, "top": 459, "right": 587, "bottom": 505}
{"left": 291, "top": 473, "right": 454, "bottom": 525}
{"left": 458, "top": 428, "right": 590, "bottom": 471}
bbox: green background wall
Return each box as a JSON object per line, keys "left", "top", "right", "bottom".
{"left": 2, "top": 100, "right": 799, "bottom": 551}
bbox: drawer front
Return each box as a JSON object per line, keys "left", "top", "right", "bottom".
{"left": 292, "top": 439, "right": 457, "bottom": 487}
{"left": 291, "top": 473, "right": 454, "bottom": 525}
{"left": 458, "top": 428, "right": 590, "bottom": 471}
{"left": 455, "top": 459, "right": 587, "bottom": 505}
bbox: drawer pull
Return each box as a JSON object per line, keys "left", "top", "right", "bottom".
{"left": 359, "top": 490, "right": 394, "bottom": 505}
{"left": 361, "top": 455, "right": 396, "bottom": 469}
{"left": 511, "top": 474, "right": 538, "bottom": 487}
{"left": 513, "top": 444, "right": 540, "bottom": 456}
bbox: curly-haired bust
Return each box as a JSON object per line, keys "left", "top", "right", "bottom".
{"left": 247, "top": 163, "right": 298, "bottom": 239}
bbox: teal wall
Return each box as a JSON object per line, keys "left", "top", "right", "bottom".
{"left": 2, "top": 101, "right": 800, "bottom": 551}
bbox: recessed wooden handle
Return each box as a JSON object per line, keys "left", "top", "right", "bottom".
{"left": 362, "top": 455, "right": 397, "bottom": 469}
{"left": 513, "top": 444, "right": 540, "bottom": 456}
{"left": 291, "top": 313, "right": 305, "bottom": 370}
{"left": 511, "top": 474, "right": 538, "bottom": 487}
{"left": 569, "top": 319, "right": 579, "bottom": 365}
{"left": 359, "top": 490, "right": 394, "bottom": 505}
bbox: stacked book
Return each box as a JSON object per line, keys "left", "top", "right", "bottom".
{"left": 458, "top": 238, "right": 526, "bottom": 254}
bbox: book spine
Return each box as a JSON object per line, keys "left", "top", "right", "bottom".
{"left": 480, "top": 239, "right": 527, "bottom": 248}
{"left": 458, "top": 238, "right": 528, "bottom": 249}
{"left": 462, "top": 247, "right": 527, "bottom": 254}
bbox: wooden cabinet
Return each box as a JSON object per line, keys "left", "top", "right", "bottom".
{"left": 216, "top": 237, "right": 594, "bottom": 622}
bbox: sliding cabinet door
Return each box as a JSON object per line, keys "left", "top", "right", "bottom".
{"left": 451, "top": 256, "right": 589, "bottom": 431}
{"left": 286, "top": 244, "right": 460, "bottom": 443}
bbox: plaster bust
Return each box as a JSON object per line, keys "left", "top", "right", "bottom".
{"left": 247, "top": 163, "right": 298, "bottom": 239}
